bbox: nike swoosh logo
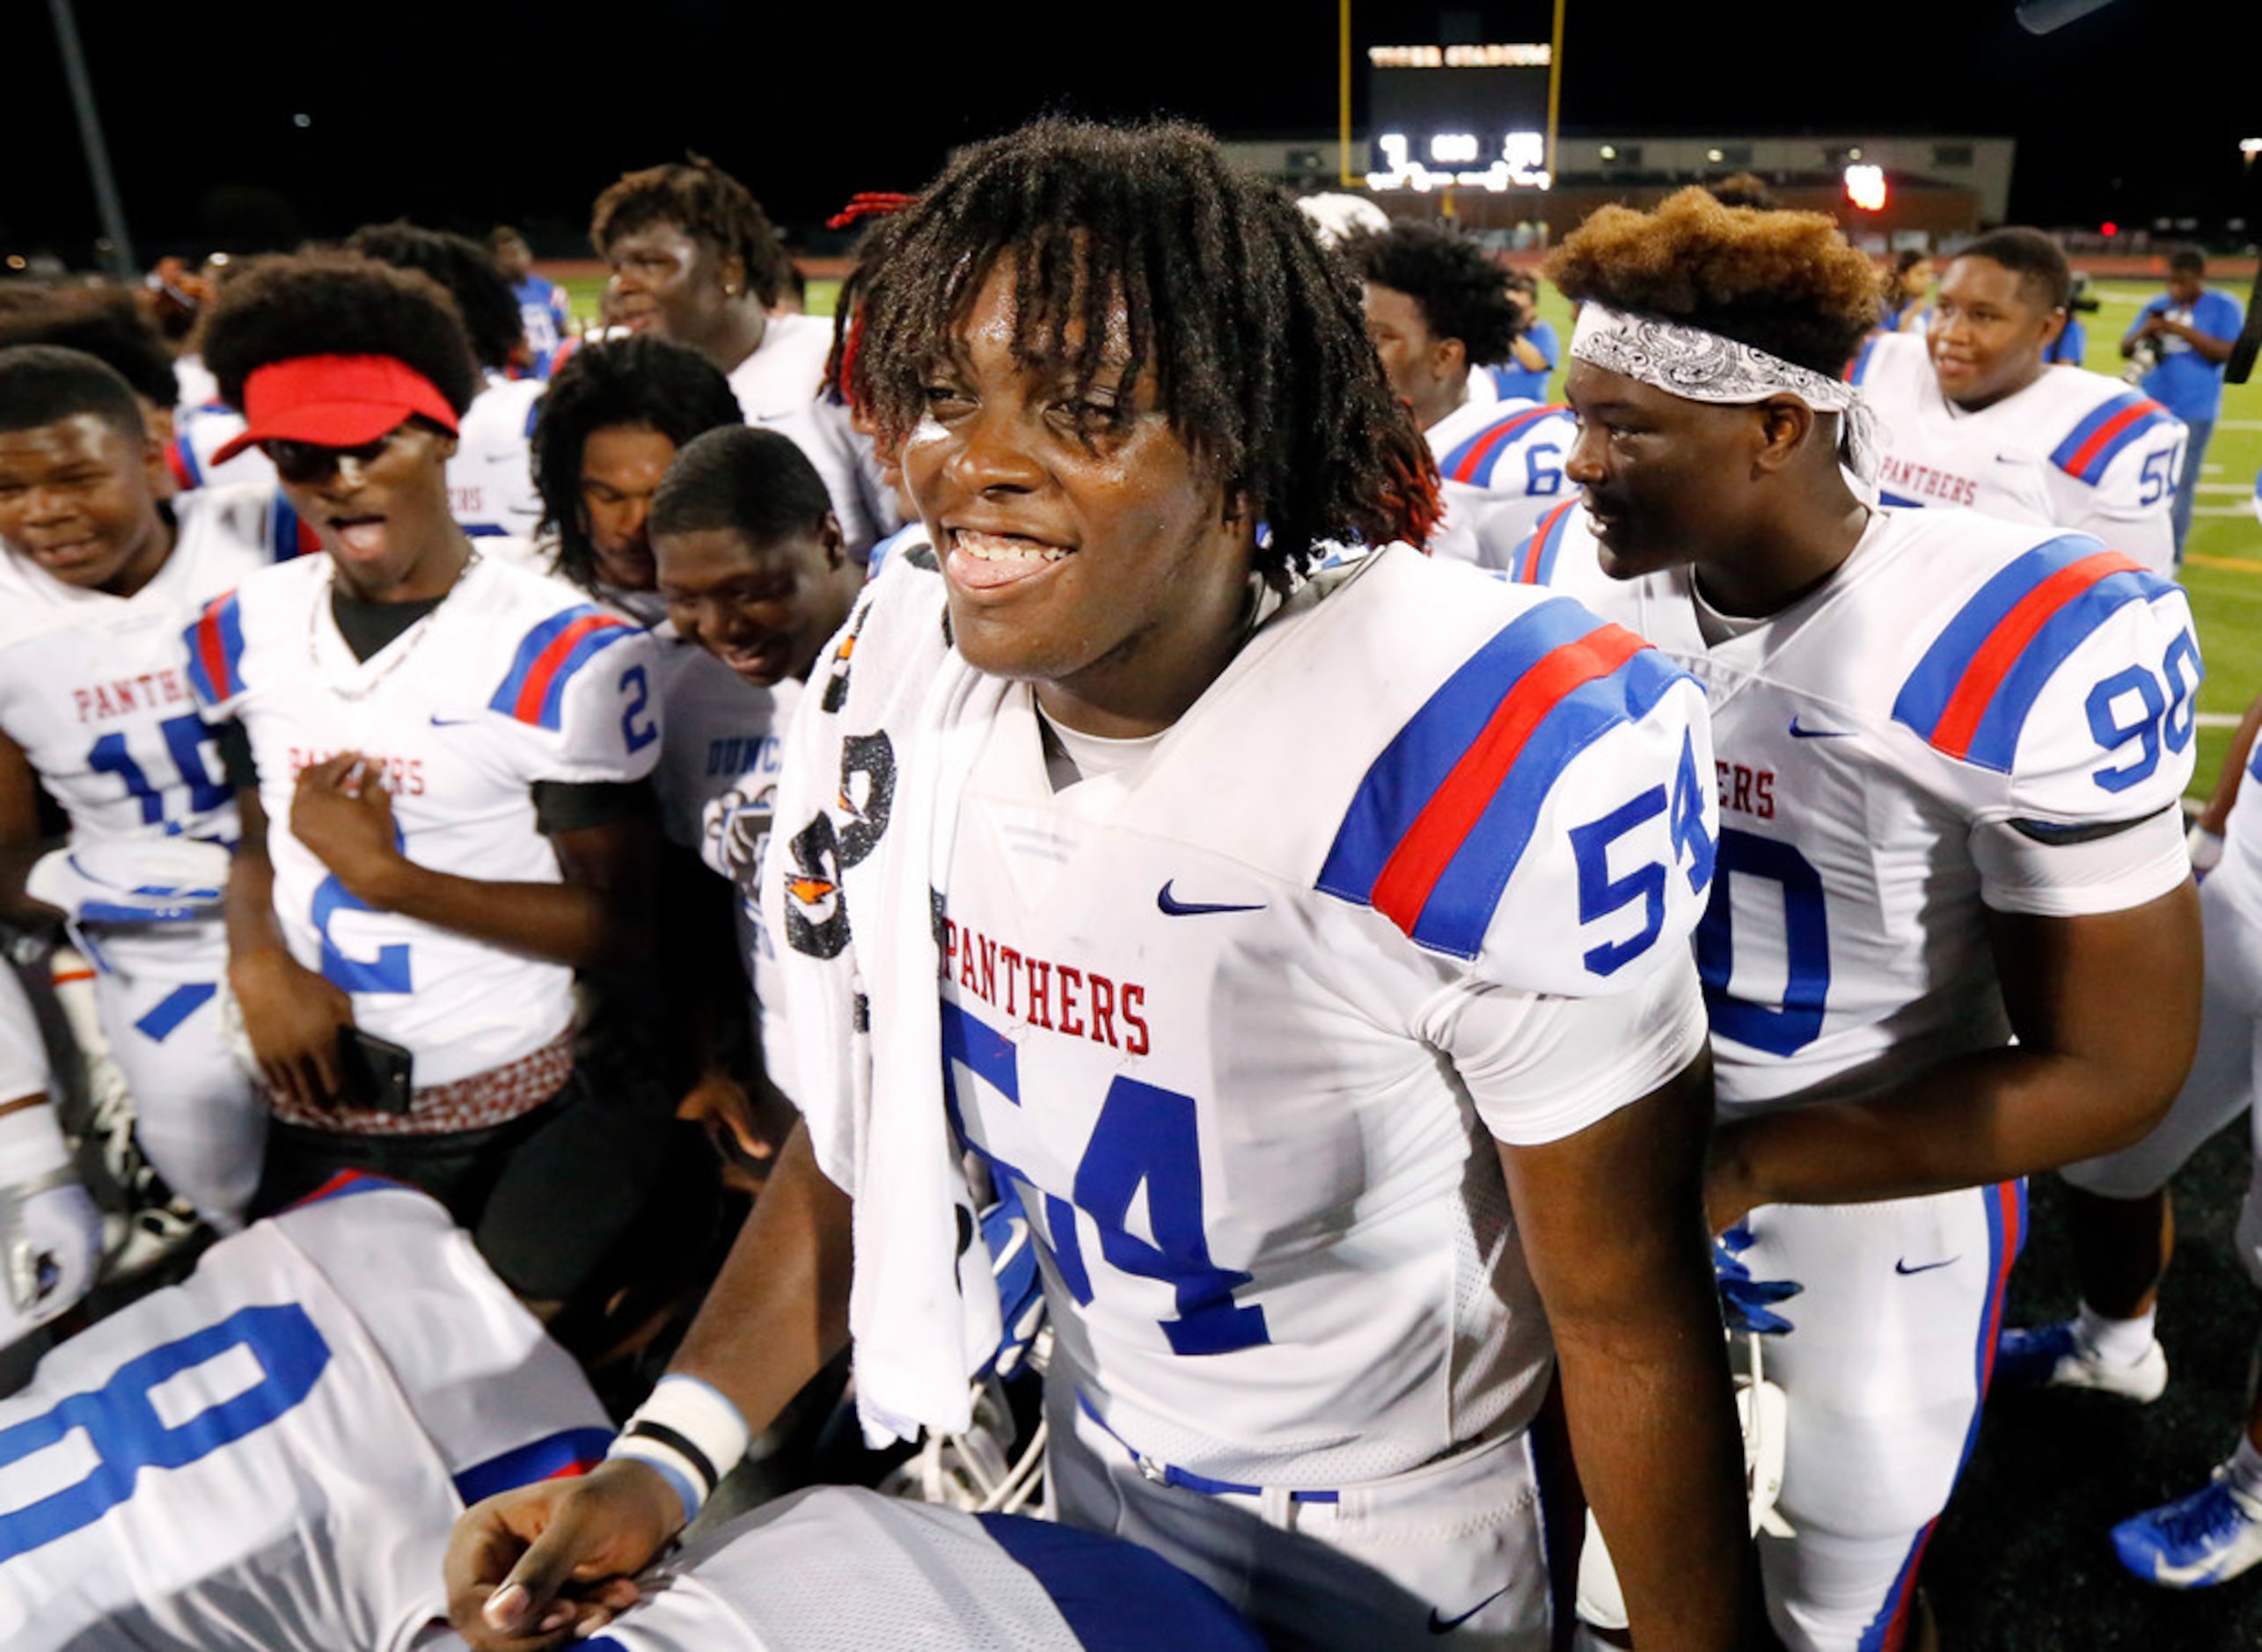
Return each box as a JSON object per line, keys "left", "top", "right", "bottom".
{"left": 429, "top": 715, "right": 479, "bottom": 727}
{"left": 1895, "top": 1256, "right": 1959, "bottom": 1276}
{"left": 1427, "top": 1583, "right": 1512, "bottom": 1634}
{"left": 1156, "top": 881, "right": 1265, "bottom": 917}
{"left": 1788, "top": 717, "right": 1855, "bottom": 740}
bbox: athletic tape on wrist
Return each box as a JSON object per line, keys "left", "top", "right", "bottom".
{"left": 607, "top": 1375, "right": 751, "bottom": 1522}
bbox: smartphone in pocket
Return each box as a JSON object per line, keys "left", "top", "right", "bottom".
{"left": 336, "top": 1027, "right": 415, "bottom": 1115}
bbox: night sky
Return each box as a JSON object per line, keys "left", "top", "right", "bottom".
{"left": 9, "top": 1, "right": 2258, "bottom": 262}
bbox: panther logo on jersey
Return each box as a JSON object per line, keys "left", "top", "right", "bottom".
{"left": 783, "top": 732, "right": 897, "bottom": 960}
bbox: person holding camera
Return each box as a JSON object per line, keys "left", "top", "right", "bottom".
{"left": 2123, "top": 247, "right": 2243, "bottom": 560}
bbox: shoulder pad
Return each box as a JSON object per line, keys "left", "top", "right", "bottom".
{"left": 1891, "top": 535, "right": 2176, "bottom": 772}
{"left": 185, "top": 589, "right": 248, "bottom": 705}
{"left": 1436, "top": 402, "right": 1570, "bottom": 490}
{"left": 2049, "top": 391, "right": 2176, "bottom": 486}
{"left": 489, "top": 603, "right": 644, "bottom": 729}
{"left": 1511, "top": 501, "right": 1581, "bottom": 586}
{"left": 1319, "top": 595, "right": 1695, "bottom": 961}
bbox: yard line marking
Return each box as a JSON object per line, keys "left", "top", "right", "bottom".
{"left": 2199, "top": 713, "right": 2243, "bottom": 729}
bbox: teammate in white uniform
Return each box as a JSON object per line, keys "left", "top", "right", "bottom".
{"left": 0, "top": 954, "right": 101, "bottom": 1349}
{"left": 649, "top": 425, "right": 863, "bottom": 1177}
{"left": 1344, "top": 222, "right": 1578, "bottom": 569}
{"left": 0, "top": 1175, "right": 611, "bottom": 1650}
{"left": 189, "top": 256, "right": 670, "bottom": 1305}
{"left": 589, "top": 157, "right": 880, "bottom": 559}
{"left": 1550, "top": 187, "right": 2201, "bottom": 1651}
{"left": 0, "top": 347, "right": 301, "bottom": 1230}
{"left": 451, "top": 117, "right": 1765, "bottom": 1652}
{"left": 1849, "top": 227, "right": 2185, "bottom": 577}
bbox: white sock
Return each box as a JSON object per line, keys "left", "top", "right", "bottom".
{"left": 2225, "top": 1436, "right": 2262, "bottom": 1506}
{"left": 2076, "top": 1300, "right": 2157, "bottom": 1366}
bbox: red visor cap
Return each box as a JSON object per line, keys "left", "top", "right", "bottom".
{"left": 210, "top": 355, "right": 460, "bottom": 465}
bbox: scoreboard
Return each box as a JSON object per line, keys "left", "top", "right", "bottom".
{"left": 1365, "top": 40, "right": 1553, "bottom": 190}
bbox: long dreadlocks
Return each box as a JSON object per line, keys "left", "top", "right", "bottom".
{"left": 850, "top": 117, "right": 1438, "bottom": 578}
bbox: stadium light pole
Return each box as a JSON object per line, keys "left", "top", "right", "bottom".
{"left": 1545, "top": 0, "right": 1566, "bottom": 179}
{"left": 47, "top": 0, "right": 136, "bottom": 278}
{"left": 1339, "top": 0, "right": 1357, "bottom": 186}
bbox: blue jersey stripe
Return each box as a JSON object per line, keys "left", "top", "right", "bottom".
{"left": 132, "top": 982, "right": 218, "bottom": 1043}
{"left": 1892, "top": 538, "right": 2170, "bottom": 768}
{"left": 487, "top": 607, "right": 636, "bottom": 729}
{"left": 268, "top": 492, "right": 304, "bottom": 562}
{"left": 1892, "top": 537, "right": 2119, "bottom": 735}
{"left": 2048, "top": 393, "right": 2172, "bottom": 484}
{"left": 184, "top": 594, "right": 247, "bottom": 705}
{"left": 1848, "top": 336, "right": 1881, "bottom": 386}
{"left": 1528, "top": 502, "right": 1573, "bottom": 584}
{"left": 451, "top": 1427, "right": 615, "bottom": 1508}
{"left": 1960, "top": 571, "right": 2173, "bottom": 770}
{"left": 1410, "top": 646, "right": 1687, "bottom": 956}
{"left": 1319, "top": 597, "right": 1600, "bottom": 907}
{"left": 1439, "top": 406, "right": 1556, "bottom": 486}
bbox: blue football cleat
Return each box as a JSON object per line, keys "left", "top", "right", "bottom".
{"left": 1995, "top": 1320, "right": 2167, "bottom": 1402}
{"left": 2112, "top": 1473, "right": 2262, "bottom": 1589}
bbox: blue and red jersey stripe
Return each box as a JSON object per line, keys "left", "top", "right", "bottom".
{"left": 489, "top": 607, "right": 638, "bottom": 730}
{"left": 184, "top": 592, "right": 248, "bottom": 705}
{"left": 2048, "top": 392, "right": 2175, "bottom": 485}
{"left": 451, "top": 1427, "right": 614, "bottom": 1508}
{"left": 1513, "top": 501, "right": 1578, "bottom": 586}
{"left": 1891, "top": 538, "right": 2172, "bottom": 772}
{"left": 1438, "top": 404, "right": 1564, "bottom": 486}
{"left": 1319, "top": 596, "right": 1691, "bottom": 960}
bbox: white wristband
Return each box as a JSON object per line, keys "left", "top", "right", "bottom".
{"left": 2189, "top": 825, "right": 2225, "bottom": 874}
{"left": 606, "top": 1375, "right": 752, "bottom": 1524}
{"left": 0, "top": 1102, "right": 73, "bottom": 1183}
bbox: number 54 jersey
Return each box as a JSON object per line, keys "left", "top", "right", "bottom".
{"left": 935, "top": 546, "right": 1717, "bottom": 1490}
{"left": 1583, "top": 508, "right": 2197, "bottom": 1111}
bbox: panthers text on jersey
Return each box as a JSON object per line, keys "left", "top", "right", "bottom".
{"left": 1424, "top": 395, "right": 1578, "bottom": 572}
{"left": 1851, "top": 331, "right": 2185, "bottom": 575}
{"left": 0, "top": 1178, "right": 610, "bottom": 1652}
{"left": 186, "top": 551, "right": 664, "bottom": 1087}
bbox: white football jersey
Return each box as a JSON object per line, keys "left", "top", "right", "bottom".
{"left": 187, "top": 553, "right": 664, "bottom": 1083}
{"left": 447, "top": 374, "right": 546, "bottom": 543}
{"left": 1851, "top": 332, "right": 2185, "bottom": 576}
{"left": 171, "top": 402, "right": 277, "bottom": 493}
{"left": 0, "top": 484, "right": 296, "bottom": 852}
{"left": 727, "top": 315, "right": 888, "bottom": 562}
{"left": 914, "top": 547, "right": 1717, "bottom": 1487}
{"left": 1424, "top": 394, "right": 1578, "bottom": 571}
{"left": 723, "top": 312, "right": 833, "bottom": 424}
{"left": 1579, "top": 508, "right": 2197, "bottom": 1113}
{"left": 578, "top": 1487, "right": 1260, "bottom": 1652}
{"left": 1500, "top": 500, "right": 1623, "bottom": 608}
{"left": 648, "top": 636, "right": 794, "bottom": 852}
{"left": 0, "top": 1178, "right": 609, "bottom": 1651}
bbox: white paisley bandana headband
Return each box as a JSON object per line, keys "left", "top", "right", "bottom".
{"left": 1570, "top": 302, "right": 1880, "bottom": 483}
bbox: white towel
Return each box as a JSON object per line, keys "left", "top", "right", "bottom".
{"left": 761, "top": 554, "right": 1007, "bottom": 1444}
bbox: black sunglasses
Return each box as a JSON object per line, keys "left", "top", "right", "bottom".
{"left": 260, "top": 432, "right": 398, "bottom": 484}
